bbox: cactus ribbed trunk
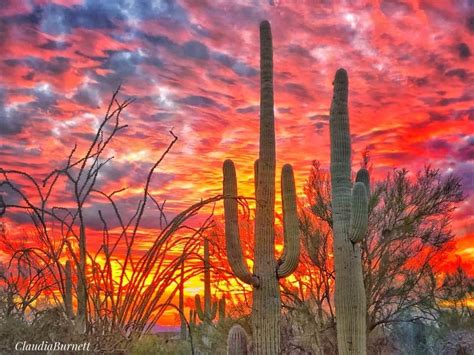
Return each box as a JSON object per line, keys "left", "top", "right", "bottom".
{"left": 64, "top": 260, "right": 73, "bottom": 319}
{"left": 227, "top": 324, "right": 249, "bottom": 355}
{"left": 253, "top": 20, "right": 280, "bottom": 355}
{"left": 330, "top": 69, "right": 367, "bottom": 354}
{"left": 222, "top": 20, "right": 300, "bottom": 355}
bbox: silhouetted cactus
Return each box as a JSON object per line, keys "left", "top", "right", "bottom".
{"left": 222, "top": 20, "right": 300, "bottom": 354}
{"left": 189, "top": 309, "right": 197, "bottom": 327}
{"left": 64, "top": 260, "right": 73, "bottom": 319}
{"left": 329, "top": 68, "right": 369, "bottom": 354}
{"left": 218, "top": 296, "right": 226, "bottom": 322}
{"left": 195, "top": 238, "right": 218, "bottom": 324}
{"left": 227, "top": 324, "right": 249, "bottom": 355}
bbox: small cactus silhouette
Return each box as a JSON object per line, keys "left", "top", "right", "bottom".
{"left": 218, "top": 296, "right": 226, "bottom": 322}
{"left": 189, "top": 308, "right": 197, "bottom": 327}
{"left": 194, "top": 238, "right": 218, "bottom": 324}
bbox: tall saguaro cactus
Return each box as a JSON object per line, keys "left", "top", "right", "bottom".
{"left": 330, "top": 68, "right": 369, "bottom": 354}
{"left": 195, "top": 238, "right": 218, "bottom": 324}
{"left": 223, "top": 20, "right": 300, "bottom": 354}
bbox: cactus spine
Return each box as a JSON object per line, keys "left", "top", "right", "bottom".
{"left": 195, "top": 238, "right": 218, "bottom": 324}
{"left": 329, "top": 68, "right": 369, "bottom": 354}
{"left": 64, "top": 260, "right": 73, "bottom": 319}
{"left": 222, "top": 20, "right": 300, "bottom": 354}
{"left": 227, "top": 324, "right": 249, "bottom": 355}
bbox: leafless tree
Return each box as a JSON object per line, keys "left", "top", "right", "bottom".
{"left": 0, "top": 88, "right": 226, "bottom": 351}
{"left": 297, "top": 160, "right": 464, "bottom": 349}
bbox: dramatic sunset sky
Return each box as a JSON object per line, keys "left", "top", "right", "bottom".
{"left": 0, "top": 0, "right": 473, "bottom": 327}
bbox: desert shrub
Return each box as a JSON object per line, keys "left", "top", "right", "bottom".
{"left": 187, "top": 317, "right": 251, "bottom": 355}
{"left": 0, "top": 317, "right": 30, "bottom": 353}
{"left": 128, "top": 334, "right": 191, "bottom": 355}
{"left": 0, "top": 307, "right": 84, "bottom": 353}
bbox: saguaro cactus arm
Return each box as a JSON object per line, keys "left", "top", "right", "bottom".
{"left": 355, "top": 168, "right": 370, "bottom": 195}
{"left": 223, "top": 159, "right": 259, "bottom": 287}
{"left": 189, "top": 309, "right": 196, "bottom": 326}
{"left": 210, "top": 299, "right": 218, "bottom": 320}
{"left": 350, "top": 182, "right": 368, "bottom": 243}
{"left": 277, "top": 164, "right": 300, "bottom": 278}
{"left": 195, "top": 294, "right": 205, "bottom": 321}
